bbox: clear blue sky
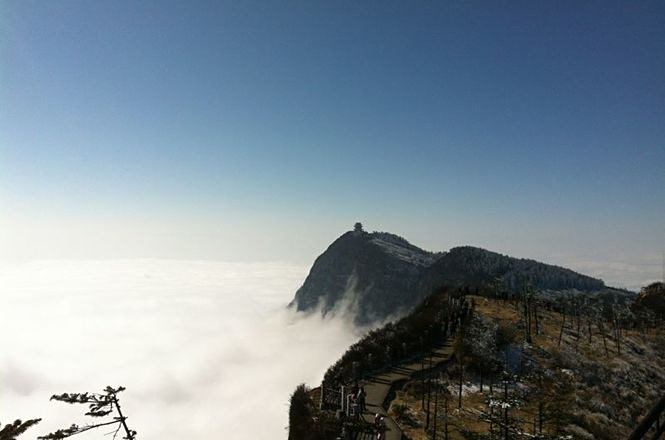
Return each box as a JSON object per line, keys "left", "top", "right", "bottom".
{"left": 1, "top": 1, "right": 664, "bottom": 287}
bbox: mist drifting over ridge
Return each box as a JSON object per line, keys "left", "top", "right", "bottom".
{"left": 0, "top": 260, "right": 361, "bottom": 439}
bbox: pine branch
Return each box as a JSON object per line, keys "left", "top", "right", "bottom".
{"left": 44, "top": 386, "right": 135, "bottom": 440}
{"left": 38, "top": 420, "right": 120, "bottom": 440}
{"left": 0, "top": 419, "right": 42, "bottom": 440}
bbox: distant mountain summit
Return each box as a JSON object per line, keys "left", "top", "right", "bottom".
{"left": 290, "top": 225, "right": 608, "bottom": 324}
{"left": 289, "top": 224, "right": 439, "bottom": 323}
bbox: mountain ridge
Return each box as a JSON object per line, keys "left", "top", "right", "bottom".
{"left": 290, "top": 226, "right": 614, "bottom": 324}
{"left": 289, "top": 229, "right": 437, "bottom": 323}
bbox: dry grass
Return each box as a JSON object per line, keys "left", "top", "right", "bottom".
{"left": 391, "top": 296, "right": 665, "bottom": 439}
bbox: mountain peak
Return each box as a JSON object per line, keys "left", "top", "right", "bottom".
{"left": 291, "top": 228, "right": 609, "bottom": 325}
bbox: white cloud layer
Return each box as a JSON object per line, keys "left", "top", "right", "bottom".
{"left": 566, "top": 253, "right": 663, "bottom": 291}
{"left": 0, "top": 260, "right": 360, "bottom": 439}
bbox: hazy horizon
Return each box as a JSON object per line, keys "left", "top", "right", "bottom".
{"left": 2, "top": 1, "right": 664, "bottom": 287}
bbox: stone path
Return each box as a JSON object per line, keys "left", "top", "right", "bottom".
{"left": 359, "top": 340, "right": 456, "bottom": 440}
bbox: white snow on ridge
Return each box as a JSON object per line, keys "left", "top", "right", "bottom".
{"left": 369, "top": 237, "right": 438, "bottom": 267}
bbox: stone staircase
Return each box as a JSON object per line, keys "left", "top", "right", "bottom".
{"left": 358, "top": 339, "right": 457, "bottom": 440}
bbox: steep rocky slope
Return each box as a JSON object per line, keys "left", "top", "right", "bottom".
{"left": 289, "top": 228, "right": 438, "bottom": 324}
{"left": 290, "top": 226, "right": 610, "bottom": 324}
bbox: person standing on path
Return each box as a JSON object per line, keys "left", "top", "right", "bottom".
{"left": 358, "top": 386, "right": 367, "bottom": 413}
{"left": 376, "top": 416, "right": 386, "bottom": 440}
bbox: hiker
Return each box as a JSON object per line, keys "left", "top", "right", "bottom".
{"left": 347, "top": 393, "right": 356, "bottom": 417}
{"left": 357, "top": 386, "right": 366, "bottom": 413}
{"left": 349, "top": 393, "right": 359, "bottom": 418}
{"left": 351, "top": 402, "right": 360, "bottom": 419}
{"left": 376, "top": 416, "right": 386, "bottom": 440}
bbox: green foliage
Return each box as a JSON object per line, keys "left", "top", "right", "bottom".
{"left": 287, "top": 384, "right": 347, "bottom": 440}
{"left": 0, "top": 419, "right": 41, "bottom": 440}
{"left": 288, "top": 384, "right": 314, "bottom": 440}
{"left": 633, "top": 282, "right": 665, "bottom": 319}
{"left": 323, "top": 288, "right": 466, "bottom": 388}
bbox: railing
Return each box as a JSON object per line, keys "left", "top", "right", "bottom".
{"left": 628, "top": 395, "right": 665, "bottom": 440}
{"left": 321, "top": 386, "right": 343, "bottom": 410}
{"left": 355, "top": 432, "right": 376, "bottom": 440}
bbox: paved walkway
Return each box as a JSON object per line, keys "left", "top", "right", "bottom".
{"left": 359, "top": 340, "right": 456, "bottom": 440}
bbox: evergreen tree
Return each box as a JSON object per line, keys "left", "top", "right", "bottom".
{"left": 289, "top": 384, "right": 314, "bottom": 440}
{"left": 39, "top": 386, "right": 135, "bottom": 440}
{"left": 0, "top": 419, "right": 41, "bottom": 440}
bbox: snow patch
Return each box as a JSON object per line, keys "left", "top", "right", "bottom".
{"left": 369, "top": 238, "right": 437, "bottom": 267}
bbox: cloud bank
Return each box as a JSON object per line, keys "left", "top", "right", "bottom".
{"left": 0, "top": 260, "right": 360, "bottom": 439}
{"left": 566, "top": 253, "right": 663, "bottom": 292}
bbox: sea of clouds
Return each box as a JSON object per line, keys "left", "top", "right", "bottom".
{"left": 0, "top": 260, "right": 361, "bottom": 439}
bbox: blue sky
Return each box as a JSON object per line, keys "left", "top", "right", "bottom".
{"left": 1, "top": 1, "right": 664, "bottom": 287}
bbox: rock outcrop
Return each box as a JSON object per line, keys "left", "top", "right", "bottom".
{"left": 289, "top": 228, "right": 438, "bottom": 324}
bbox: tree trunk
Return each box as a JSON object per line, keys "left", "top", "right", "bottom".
{"left": 558, "top": 313, "right": 566, "bottom": 347}
{"left": 421, "top": 354, "right": 425, "bottom": 410}
{"left": 458, "top": 361, "right": 463, "bottom": 409}
{"left": 616, "top": 324, "right": 621, "bottom": 355}
{"left": 538, "top": 401, "right": 544, "bottom": 434}
{"left": 503, "top": 381, "right": 509, "bottom": 440}
{"left": 599, "top": 321, "right": 609, "bottom": 356}
{"left": 112, "top": 397, "right": 135, "bottom": 440}
{"left": 523, "top": 297, "right": 531, "bottom": 343}
{"left": 432, "top": 384, "right": 438, "bottom": 440}
{"left": 426, "top": 360, "right": 432, "bottom": 429}
{"left": 575, "top": 310, "right": 581, "bottom": 350}
{"left": 444, "top": 394, "right": 449, "bottom": 440}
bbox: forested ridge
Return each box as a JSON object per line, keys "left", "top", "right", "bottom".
{"left": 420, "top": 246, "right": 605, "bottom": 295}
{"left": 291, "top": 227, "right": 612, "bottom": 325}
{"left": 289, "top": 282, "right": 665, "bottom": 440}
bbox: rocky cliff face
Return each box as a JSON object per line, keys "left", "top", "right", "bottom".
{"left": 290, "top": 228, "right": 608, "bottom": 325}
{"left": 289, "top": 229, "right": 437, "bottom": 324}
